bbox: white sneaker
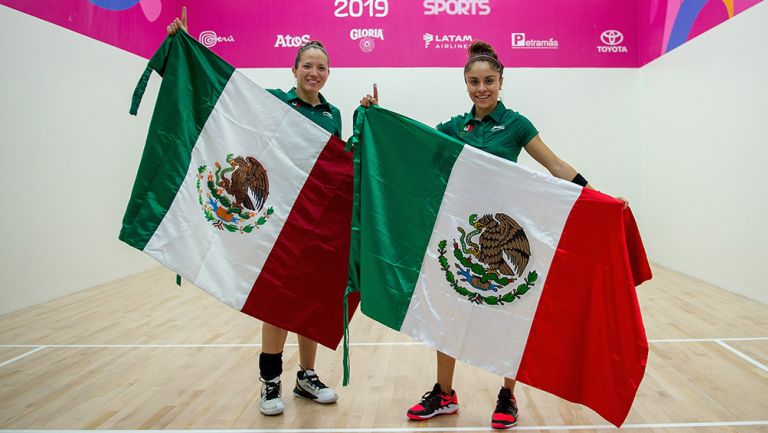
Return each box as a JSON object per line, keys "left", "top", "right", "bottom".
{"left": 293, "top": 369, "right": 338, "bottom": 404}
{"left": 260, "top": 377, "right": 284, "bottom": 415}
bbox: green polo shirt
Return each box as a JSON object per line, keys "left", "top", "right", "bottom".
{"left": 436, "top": 101, "right": 538, "bottom": 163}
{"left": 267, "top": 87, "right": 342, "bottom": 138}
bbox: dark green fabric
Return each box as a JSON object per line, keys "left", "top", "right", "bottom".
{"left": 267, "top": 88, "right": 342, "bottom": 137}
{"left": 436, "top": 101, "right": 538, "bottom": 163}
{"left": 120, "top": 31, "right": 235, "bottom": 250}
{"left": 346, "top": 105, "right": 464, "bottom": 329}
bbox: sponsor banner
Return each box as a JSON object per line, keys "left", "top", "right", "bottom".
{"left": 4, "top": 0, "right": 759, "bottom": 67}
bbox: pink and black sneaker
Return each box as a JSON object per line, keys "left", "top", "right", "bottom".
{"left": 406, "top": 383, "right": 460, "bottom": 420}
{"left": 491, "top": 387, "right": 518, "bottom": 429}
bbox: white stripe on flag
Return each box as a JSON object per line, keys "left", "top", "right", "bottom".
{"left": 144, "top": 72, "right": 332, "bottom": 309}
{"left": 401, "top": 145, "right": 582, "bottom": 377}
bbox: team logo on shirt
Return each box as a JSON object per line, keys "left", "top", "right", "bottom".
{"left": 197, "top": 154, "right": 273, "bottom": 233}
{"left": 322, "top": 111, "right": 333, "bottom": 118}
{"left": 437, "top": 213, "right": 537, "bottom": 305}
{"left": 491, "top": 125, "right": 505, "bottom": 132}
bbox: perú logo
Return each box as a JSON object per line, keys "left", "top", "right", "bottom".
{"left": 350, "top": 28, "right": 384, "bottom": 53}
{"left": 597, "top": 30, "right": 627, "bottom": 53}
{"left": 423, "top": 0, "right": 491, "bottom": 16}
{"left": 198, "top": 30, "right": 235, "bottom": 48}
{"left": 424, "top": 33, "right": 473, "bottom": 49}
{"left": 274, "top": 34, "right": 311, "bottom": 48}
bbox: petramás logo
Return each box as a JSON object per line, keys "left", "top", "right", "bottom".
{"left": 597, "top": 30, "right": 628, "bottom": 53}
{"left": 424, "top": 0, "right": 491, "bottom": 15}
{"left": 350, "top": 28, "right": 384, "bottom": 53}
{"left": 198, "top": 30, "right": 235, "bottom": 48}
{"left": 511, "top": 33, "right": 559, "bottom": 49}
{"left": 274, "top": 34, "right": 311, "bottom": 48}
{"left": 423, "top": 33, "right": 473, "bottom": 49}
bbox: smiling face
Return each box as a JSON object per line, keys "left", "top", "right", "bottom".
{"left": 292, "top": 48, "right": 329, "bottom": 101}
{"left": 464, "top": 61, "right": 503, "bottom": 117}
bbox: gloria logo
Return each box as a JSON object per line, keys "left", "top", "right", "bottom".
{"left": 511, "top": 33, "right": 559, "bottom": 49}
{"left": 198, "top": 30, "right": 235, "bottom": 48}
{"left": 437, "top": 213, "right": 538, "bottom": 305}
{"left": 423, "top": 33, "right": 473, "bottom": 49}
{"left": 350, "top": 28, "right": 384, "bottom": 53}
{"left": 597, "top": 29, "right": 628, "bottom": 53}
{"left": 424, "top": 0, "right": 491, "bottom": 15}
{"left": 274, "top": 34, "right": 311, "bottom": 48}
{"left": 197, "top": 154, "right": 273, "bottom": 233}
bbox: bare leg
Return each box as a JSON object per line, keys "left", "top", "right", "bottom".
{"left": 262, "top": 322, "right": 289, "bottom": 354}
{"left": 436, "top": 350, "right": 456, "bottom": 392}
{"left": 297, "top": 334, "right": 318, "bottom": 370}
{"left": 503, "top": 377, "right": 516, "bottom": 391}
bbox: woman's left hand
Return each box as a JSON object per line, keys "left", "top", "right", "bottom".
{"left": 617, "top": 196, "right": 629, "bottom": 208}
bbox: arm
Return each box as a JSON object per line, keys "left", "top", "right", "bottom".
{"left": 524, "top": 135, "right": 629, "bottom": 207}
{"left": 523, "top": 135, "right": 592, "bottom": 188}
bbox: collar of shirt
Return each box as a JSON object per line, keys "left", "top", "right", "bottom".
{"left": 463, "top": 100, "right": 507, "bottom": 127}
{"left": 286, "top": 87, "right": 330, "bottom": 109}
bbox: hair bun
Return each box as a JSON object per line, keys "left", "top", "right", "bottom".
{"left": 468, "top": 40, "right": 496, "bottom": 58}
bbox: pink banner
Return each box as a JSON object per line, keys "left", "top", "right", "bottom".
{"left": 1, "top": 0, "right": 762, "bottom": 68}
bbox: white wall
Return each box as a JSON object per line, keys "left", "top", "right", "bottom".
{"left": 1, "top": 3, "right": 764, "bottom": 315}
{"left": 0, "top": 7, "right": 157, "bottom": 315}
{"left": 637, "top": 2, "right": 768, "bottom": 303}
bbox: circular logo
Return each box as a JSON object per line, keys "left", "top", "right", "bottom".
{"left": 359, "top": 37, "right": 376, "bottom": 53}
{"left": 199, "top": 31, "right": 218, "bottom": 48}
{"left": 600, "top": 30, "right": 624, "bottom": 46}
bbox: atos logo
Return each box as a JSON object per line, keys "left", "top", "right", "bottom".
{"left": 597, "top": 29, "right": 628, "bottom": 53}
{"left": 274, "top": 34, "right": 311, "bottom": 48}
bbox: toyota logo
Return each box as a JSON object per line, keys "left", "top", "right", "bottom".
{"left": 600, "top": 30, "right": 623, "bottom": 46}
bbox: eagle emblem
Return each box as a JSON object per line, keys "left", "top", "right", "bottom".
{"left": 437, "top": 213, "right": 538, "bottom": 305}
{"left": 197, "top": 154, "right": 274, "bottom": 233}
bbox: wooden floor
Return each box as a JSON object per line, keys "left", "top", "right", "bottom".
{"left": 0, "top": 265, "right": 766, "bottom": 432}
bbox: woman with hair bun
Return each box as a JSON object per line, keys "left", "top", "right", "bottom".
{"left": 361, "top": 40, "right": 626, "bottom": 430}
{"left": 168, "top": 7, "right": 341, "bottom": 417}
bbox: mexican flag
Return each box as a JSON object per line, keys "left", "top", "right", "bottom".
{"left": 347, "top": 106, "right": 652, "bottom": 426}
{"left": 120, "top": 31, "right": 357, "bottom": 349}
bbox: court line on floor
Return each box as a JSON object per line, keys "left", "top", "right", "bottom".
{"left": 0, "top": 346, "right": 46, "bottom": 368}
{"left": 715, "top": 339, "right": 768, "bottom": 373}
{"left": 1, "top": 419, "right": 767, "bottom": 431}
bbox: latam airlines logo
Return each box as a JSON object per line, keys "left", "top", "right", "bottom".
{"left": 597, "top": 30, "right": 628, "bottom": 53}
{"left": 274, "top": 34, "right": 311, "bottom": 48}
{"left": 423, "top": 33, "right": 473, "bottom": 49}
{"left": 350, "top": 28, "right": 384, "bottom": 53}
{"left": 511, "top": 33, "right": 559, "bottom": 49}
{"left": 198, "top": 31, "right": 235, "bottom": 48}
{"left": 424, "top": 0, "right": 491, "bottom": 15}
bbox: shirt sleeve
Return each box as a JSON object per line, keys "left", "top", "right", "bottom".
{"left": 333, "top": 106, "right": 343, "bottom": 138}
{"left": 265, "top": 88, "right": 285, "bottom": 101}
{"left": 516, "top": 114, "right": 539, "bottom": 146}
{"left": 436, "top": 121, "right": 452, "bottom": 136}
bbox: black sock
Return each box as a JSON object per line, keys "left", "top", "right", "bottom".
{"left": 259, "top": 352, "right": 283, "bottom": 381}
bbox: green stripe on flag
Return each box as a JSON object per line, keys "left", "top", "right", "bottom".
{"left": 120, "top": 31, "right": 235, "bottom": 250}
{"left": 353, "top": 106, "right": 464, "bottom": 329}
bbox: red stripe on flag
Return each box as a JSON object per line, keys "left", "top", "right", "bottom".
{"left": 241, "top": 135, "right": 359, "bottom": 349}
{"left": 516, "top": 188, "right": 650, "bottom": 427}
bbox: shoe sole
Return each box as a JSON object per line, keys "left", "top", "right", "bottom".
{"left": 260, "top": 406, "right": 284, "bottom": 416}
{"left": 407, "top": 405, "right": 459, "bottom": 420}
{"left": 293, "top": 388, "right": 338, "bottom": 404}
{"left": 491, "top": 420, "right": 518, "bottom": 429}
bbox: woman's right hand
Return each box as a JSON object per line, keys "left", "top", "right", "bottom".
{"left": 167, "top": 6, "right": 188, "bottom": 35}
{"left": 359, "top": 83, "right": 379, "bottom": 107}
